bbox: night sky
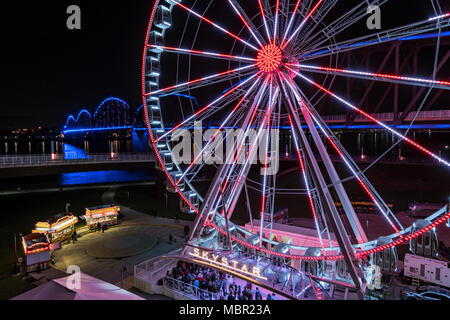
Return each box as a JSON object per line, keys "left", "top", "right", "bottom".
{"left": 1, "top": 1, "right": 448, "bottom": 130}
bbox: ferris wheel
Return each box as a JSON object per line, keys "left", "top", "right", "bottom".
{"left": 142, "top": 0, "right": 450, "bottom": 296}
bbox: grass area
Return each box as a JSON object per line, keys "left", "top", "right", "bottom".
{"left": 0, "top": 188, "right": 108, "bottom": 299}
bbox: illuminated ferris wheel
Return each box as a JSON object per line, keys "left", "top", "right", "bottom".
{"left": 142, "top": 0, "right": 450, "bottom": 297}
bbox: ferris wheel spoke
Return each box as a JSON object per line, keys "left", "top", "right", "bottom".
{"left": 212, "top": 79, "right": 272, "bottom": 206}
{"left": 212, "top": 80, "right": 276, "bottom": 222}
{"left": 222, "top": 86, "right": 280, "bottom": 222}
{"left": 155, "top": 72, "right": 260, "bottom": 143}
{"left": 280, "top": 0, "right": 303, "bottom": 46}
{"left": 200, "top": 77, "right": 273, "bottom": 227}
{"left": 299, "top": 16, "right": 450, "bottom": 62}
{"left": 288, "top": 114, "right": 326, "bottom": 250}
{"left": 296, "top": 87, "right": 405, "bottom": 233}
{"left": 257, "top": 0, "right": 273, "bottom": 43}
{"left": 281, "top": 0, "right": 324, "bottom": 50}
{"left": 279, "top": 73, "right": 327, "bottom": 249}
{"left": 175, "top": 75, "right": 263, "bottom": 185}
{"left": 145, "top": 65, "right": 256, "bottom": 96}
{"left": 289, "top": 68, "right": 450, "bottom": 168}
{"left": 227, "top": 0, "right": 264, "bottom": 48}
{"left": 146, "top": 45, "right": 256, "bottom": 63}
{"left": 288, "top": 63, "right": 450, "bottom": 90}
{"left": 168, "top": 0, "right": 259, "bottom": 51}
{"left": 273, "top": 0, "right": 280, "bottom": 44}
{"left": 290, "top": 0, "right": 339, "bottom": 53}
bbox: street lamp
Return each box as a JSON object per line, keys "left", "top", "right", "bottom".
{"left": 66, "top": 203, "right": 71, "bottom": 213}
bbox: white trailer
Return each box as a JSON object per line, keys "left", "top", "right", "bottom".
{"left": 404, "top": 253, "right": 450, "bottom": 288}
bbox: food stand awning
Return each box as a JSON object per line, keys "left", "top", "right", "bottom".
{"left": 85, "top": 205, "right": 120, "bottom": 228}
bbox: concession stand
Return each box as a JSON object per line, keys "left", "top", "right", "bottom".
{"left": 34, "top": 213, "right": 78, "bottom": 243}
{"left": 84, "top": 205, "right": 120, "bottom": 229}
{"left": 22, "top": 233, "right": 51, "bottom": 272}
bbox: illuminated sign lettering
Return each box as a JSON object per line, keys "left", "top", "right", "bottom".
{"left": 189, "top": 248, "right": 267, "bottom": 280}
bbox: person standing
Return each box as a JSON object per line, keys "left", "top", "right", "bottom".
{"left": 255, "top": 288, "right": 262, "bottom": 300}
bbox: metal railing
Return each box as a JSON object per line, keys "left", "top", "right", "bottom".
{"left": 0, "top": 153, "right": 155, "bottom": 168}
{"left": 163, "top": 277, "right": 221, "bottom": 300}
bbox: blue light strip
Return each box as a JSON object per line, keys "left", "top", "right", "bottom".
{"left": 93, "top": 97, "right": 130, "bottom": 118}
{"left": 63, "top": 126, "right": 135, "bottom": 134}
{"left": 160, "top": 93, "right": 199, "bottom": 106}
{"left": 76, "top": 109, "right": 92, "bottom": 122}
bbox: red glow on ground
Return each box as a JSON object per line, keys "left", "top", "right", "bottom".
{"left": 257, "top": 44, "right": 282, "bottom": 73}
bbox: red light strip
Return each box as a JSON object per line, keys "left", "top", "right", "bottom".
{"left": 205, "top": 79, "right": 272, "bottom": 227}
{"left": 310, "top": 278, "right": 323, "bottom": 300}
{"left": 298, "top": 102, "right": 403, "bottom": 237}
{"left": 145, "top": 65, "right": 255, "bottom": 96}
{"left": 259, "top": 79, "right": 273, "bottom": 247}
{"left": 429, "top": 12, "right": 450, "bottom": 21}
{"left": 218, "top": 84, "right": 279, "bottom": 224}
{"left": 146, "top": 45, "right": 256, "bottom": 63}
{"left": 281, "top": 0, "right": 303, "bottom": 47}
{"left": 227, "top": 0, "right": 263, "bottom": 48}
{"left": 288, "top": 67, "right": 450, "bottom": 168}
{"left": 155, "top": 73, "right": 259, "bottom": 143}
{"left": 218, "top": 75, "right": 271, "bottom": 197}
{"left": 289, "top": 63, "right": 450, "bottom": 87}
{"left": 282, "top": 0, "right": 323, "bottom": 50}
{"left": 273, "top": 0, "right": 280, "bottom": 45}
{"left": 169, "top": 0, "right": 259, "bottom": 51}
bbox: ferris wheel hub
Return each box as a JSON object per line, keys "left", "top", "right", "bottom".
{"left": 257, "top": 44, "right": 282, "bottom": 73}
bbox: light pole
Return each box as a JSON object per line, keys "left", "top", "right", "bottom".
{"left": 66, "top": 203, "right": 71, "bottom": 213}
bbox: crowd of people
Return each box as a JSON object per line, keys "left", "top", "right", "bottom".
{"left": 167, "top": 261, "right": 275, "bottom": 300}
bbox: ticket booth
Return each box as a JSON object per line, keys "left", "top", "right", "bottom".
{"left": 22, "top": 233, "right": 51, "bottom": 272}
{"left": 84, "top": 205, "right": 120, "bottom": 229}
{"left": 34, "top": 213, "right": 78, "bottom": 243}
